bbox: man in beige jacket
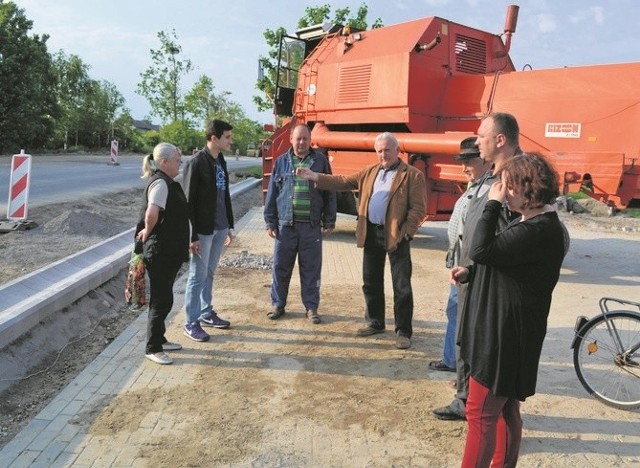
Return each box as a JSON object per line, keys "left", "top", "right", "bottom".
{"left": 297, "top": 132, "right": 426, "bottom": 349}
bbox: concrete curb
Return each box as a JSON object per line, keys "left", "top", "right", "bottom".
{"left": 0, "top": 177, "right": 262, "bottom": 350}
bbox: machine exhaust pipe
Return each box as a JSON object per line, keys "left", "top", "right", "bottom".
{"left": 311, "top": 123, "right": 474, "bottom": 155}
{"left": 502, "top": 4, "right": 519, "bottom": 55}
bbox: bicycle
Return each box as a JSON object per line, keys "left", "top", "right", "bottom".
{"left": 571, "top": 297, "right": 640, "bottom": 410}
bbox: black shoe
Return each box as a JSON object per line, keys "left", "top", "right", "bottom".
{"left": 428, "top": 360, "right": 456, "bottom": 372}
{"left": 267, "top": 307, "right": 285, "bottom": 320}
{"left": 433, "top": 399, "right": 466, "bottom": 421}
{"left": 356, "top": 325, "right": 385, "bottom": 336}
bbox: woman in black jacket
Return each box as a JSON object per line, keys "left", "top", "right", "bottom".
{"left": 452, "top": 153, "right": 568, "bottom": 467}
{"left": 136, "top": 143, "right": 190, "bottom": 365}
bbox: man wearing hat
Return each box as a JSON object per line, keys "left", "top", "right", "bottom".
{"left": 428, "top": 137, "right": 492, "bottom": 374}
{"left": 433, "top": 112, "right": 522, "bottom": 421}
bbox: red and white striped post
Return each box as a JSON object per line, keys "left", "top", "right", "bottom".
{"left": 109, "top": 139, "right": 119, "bottom": 165}
{"left": 7, "top": 149, "right": 32, "bottom": 221}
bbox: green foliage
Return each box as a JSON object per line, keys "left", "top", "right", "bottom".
{"left": 113, "top": 112, "right": 148, "bottom": 153}
{"left": 0, "top": 5, "right": 265, "bottom": 154}
{"left": 622, "top": 208, "right": 640, "bottom": 218}
{"left": 234, "top": 165, "right": 263, "bottom": 179}
{"left": 230, "top": 117, "right": 267, "bottom": 156}
{"left": 136, "top": 30, "right": 193, "bottom": 124}
{"left": 254, "top": 2, "right": 382, "bottom": 113}
{"left": 141, "top": 129, "right": 161, "bottom": 151}
{"left": 297, "top": 3, "right": 381, "bottom": 30}
{"left": 567, "top": 192, "right": 590, "bottom": 200}
{"left": 0, "top": 1, "right": 59, "bottom": 153}
{"left": 159, "top": 120, "right": 203, "bottom": 154}
{"left": 139, "top": 32, "right": 266, "bottom": 156}
{"left": 184, "top": 75, "right": 216, "bottom": 128}
{"left": 51, "top": 51, "right": 127, "bottom": 150}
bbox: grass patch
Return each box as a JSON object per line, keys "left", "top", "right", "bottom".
{"left": 567, "top": 191, "right": 590, "bottom": 200}
{"left": 621, "top": 208, "right": 640, "bottom": 218}
{"left": 234, "top": 166, "right": 263, "bottom": 179}
{"left": 567, "top": 192, "right": 640, "bottom": 217}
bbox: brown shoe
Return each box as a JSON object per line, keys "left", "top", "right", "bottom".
{"left": 356, "top": 325, "right": 385, "bottom": 337}
{"left": 395, "top": 334, "right": 411, "bottom": 349}
{"left": 306, "top": 310, "right": 321, "bottom": 324}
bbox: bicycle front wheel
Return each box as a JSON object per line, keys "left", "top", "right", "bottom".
{"left": 573, "top": 311, "right": 640, "bottom": 410}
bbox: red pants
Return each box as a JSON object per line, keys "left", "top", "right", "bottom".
{"left": 461, "top": 377, "right": 522, "bottom": 467}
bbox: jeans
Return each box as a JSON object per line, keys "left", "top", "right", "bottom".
{"left": 462, "top": 377, "right": 522, "bottom": 468}
{"left": 184, "top": 229, "right": 228, "bottom": 325}
{"left": 146, "top": 255, "right": 183, "bottom": 354}
{"left": 271, "top": 223, "right": 323, "bottom": 311}
{"left": 362, "top": 223, "right": 413, "bottom": 337}
{"left": 442, "top": 284, "right": 458, "bottom": 368}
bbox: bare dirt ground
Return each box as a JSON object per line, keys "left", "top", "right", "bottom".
{"left": 0, "top": 180, "right": 262, "bottom": 449}
{"left": 0, "top": 188, "right": 638, "bottom": 464}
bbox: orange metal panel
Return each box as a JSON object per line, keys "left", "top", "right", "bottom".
{"left": 267, "top": 6, "right": 640, "bottom": 214}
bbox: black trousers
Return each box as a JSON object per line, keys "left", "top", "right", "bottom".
{"left": 146, "top": 255, "right": 183, "bottom": 354}
{"left": 362, "top": 223, "right": 413, "bottom": 337}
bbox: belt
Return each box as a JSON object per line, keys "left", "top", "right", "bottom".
{"left": 368, "top": 221, "right": 385, "bottom": 230}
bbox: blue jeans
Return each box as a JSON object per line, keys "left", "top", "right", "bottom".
{"left": 442, "top": 284, "right": 458, "bottom": 368}
{"left": 184, "top": 229, "right": 228, "bottom": 325}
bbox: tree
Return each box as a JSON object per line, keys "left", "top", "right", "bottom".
{"left": 52, "top": 51, "right": 91, "bottom": 148}
{"left": 137, "top": 29, "right": 193, "bottom": 124}
{"left": 184, "top": 75, "right": 215, "bottom": 127}
{"left": 253, "top": 2, "right": 382, "bottom": 113}
{"left": 79, "top": 80, "right": 126, "bottom": 147}
{"left": 159, "top": 120, "right": 202, "bottom": 154}
{"left": 0, "top": 1, "right": 59, "bottom": 153}
{"left": 52, "top": 52, "right": 127, "bottom": 149}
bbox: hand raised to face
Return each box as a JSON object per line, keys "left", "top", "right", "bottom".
{"left": 488, "top": 180, "right": 508, "bottom": 203}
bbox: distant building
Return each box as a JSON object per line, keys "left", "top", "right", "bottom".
{"left": 132, "top": 119, "right": 160, "bottom": 132}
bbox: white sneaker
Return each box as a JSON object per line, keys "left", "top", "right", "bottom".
{"left": 162, "top": 342, "right": 182, "bottom": 351}
{"left": 145, "top": 352, "right": 173, "bottom": 365}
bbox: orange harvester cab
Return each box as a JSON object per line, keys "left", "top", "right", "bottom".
{"left": 263, "top": 5, "right": 640, "bottom": 219}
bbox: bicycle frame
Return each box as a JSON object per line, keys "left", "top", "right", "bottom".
{"left": 572, "top": 296, "right": 640, "bottom": 409}
{"left": 571, "top": 297, "right": 640, "bottom": 351}
{"left": 599, "top": 297, "right": 640, "bottom": 357}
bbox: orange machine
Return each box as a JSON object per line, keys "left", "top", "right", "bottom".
{"left": 262, "top": 5, "right": 640, "bottom": 219}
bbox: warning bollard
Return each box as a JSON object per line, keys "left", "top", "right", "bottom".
{"left": 7, "top": 149, "right": 32, "bottom": 221}
{"left": 109, "top": 140, "right": 120, "bottom": 166}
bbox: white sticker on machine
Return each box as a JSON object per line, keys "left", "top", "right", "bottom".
{"left": 545, "top": 123, "right": 581, "bottom": 138}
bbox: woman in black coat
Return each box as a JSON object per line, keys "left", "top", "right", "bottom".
{"left": 452, "top": 153, "right": 568, "bottom": 467}
{"left": 136, "top": 143, "right": 190, "bottom": 365}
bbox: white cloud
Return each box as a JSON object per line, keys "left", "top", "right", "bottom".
{"left": 590, "top": 6, "right": 605, "bottom": 24}
{"left": 536, "top": 13, "right": 557, "bottom": 33}
{"left": 569, "top": 6, "right": 606, "bottom": 25}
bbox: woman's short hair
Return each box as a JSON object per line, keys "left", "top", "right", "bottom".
{"left": 501, "top": 152, "right": 559, "bottom": 209}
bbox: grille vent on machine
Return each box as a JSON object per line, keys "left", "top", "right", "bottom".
{"left": 455, "top": 34, "right": 487, "bottom": 74}
{"left": 337, "top": 64, "right": 372, "bottom": 103}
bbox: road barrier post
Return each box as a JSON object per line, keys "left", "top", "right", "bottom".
{"left": 7, "top": 149, "right": 32, "bottom": 221}
{"left": 109, "top": 140, "right": 120, "bottom": 166}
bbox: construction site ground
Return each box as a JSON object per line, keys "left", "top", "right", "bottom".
{"left": 0, "top": 191, "right": 639, "bottom": 467}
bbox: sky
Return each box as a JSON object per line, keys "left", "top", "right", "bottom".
{"left": 14, "top": 0, "right": 640, "bottom": 126}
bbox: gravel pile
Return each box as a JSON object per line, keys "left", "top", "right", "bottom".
{"left": 219, "top": 250, "right": 273, "bottom": 270}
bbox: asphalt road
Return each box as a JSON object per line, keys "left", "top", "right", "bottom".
{"left": 0, "top": 153, "right": 261, "bottom": 216}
